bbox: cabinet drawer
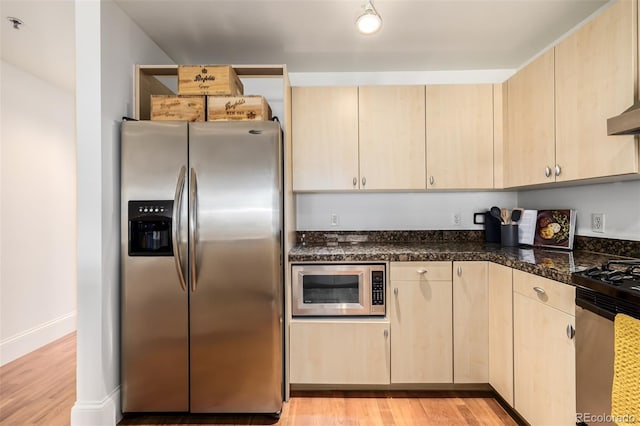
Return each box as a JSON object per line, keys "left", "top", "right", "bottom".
{"left": 513, "top": 270, "right": 575, "bottom": 316}
{"left": 390, "top": 261, "right": 452, "bottom": 281}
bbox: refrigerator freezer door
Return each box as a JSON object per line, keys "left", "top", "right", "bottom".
{"left": 188, "top": 121, "right": 283, "bottom": 413}
{"left": 121, "top": 121, "right": 189, "bottom": 412}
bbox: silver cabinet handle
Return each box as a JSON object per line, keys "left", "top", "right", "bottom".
{"left": 189, "top": 167, "right": 198, "bottom": 292}
{"left": 394, "top": 288, "right": 398, "bottom": 296}
{"left": 457, "top": 266, "right": 462, "bottom": 277}
{"left": 383, "top": 329, "right": 389, "bottom": 338}
{"left": 172, "top": 166, "right": 187, "bottom": 292}
{"left": 353, "top": 177, "right": 357, "bottom": 187}
{"left": 545, "top": 166, "right": 552, "bottom": 177}
{"left": 566, "top": 324, "right": 575, "bottom": 339}
{"left": 417, "top": 269, "right": 427, "bottom": 275}
{"left": 533, "top": 286, "right": 546, "bottom": 295}
{"left": 555, "top": 164, "right": 562, "bottom": 176}
{"left": 362, "top": 176, "right": 367, "bottom": 187}
{"left": 429, "top": 176, "right": 435, "bottom": 185}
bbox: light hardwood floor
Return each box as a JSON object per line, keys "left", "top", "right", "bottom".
{"left": 0, "top": 332, "right": 76, "bottom": 425}
{"left": 0, "top": 333, "right": 519, "bottom": 426}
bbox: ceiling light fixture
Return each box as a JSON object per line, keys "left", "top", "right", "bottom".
{"left": 356, "top": 1, "right": 382, "bottom": 35}
{"left": 7, "top": 17, "right": 23, "bottom": 30}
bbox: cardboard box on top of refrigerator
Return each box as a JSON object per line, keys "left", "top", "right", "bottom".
{"left": 150, "top": 95, "right": 206, "bottom": 122}
{"left": 178, "top": 65, "right": 244, "bottom": 96}
{"left": 206, "top": 95, "right": 272, "bottom": 121}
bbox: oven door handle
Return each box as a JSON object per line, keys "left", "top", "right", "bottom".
{"left": 576, "top": 297, "right": 617, "bottom": 321}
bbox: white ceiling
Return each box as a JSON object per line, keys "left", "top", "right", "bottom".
{"left": 0, "top": 0, "right": 75, "bottom": 92}
{"left": 0, "top": 0, "right": 611, "bottom": 92}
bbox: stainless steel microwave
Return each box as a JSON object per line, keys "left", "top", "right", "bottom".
{"left": 291, "top": 264, "right": 385, "bottom": 317}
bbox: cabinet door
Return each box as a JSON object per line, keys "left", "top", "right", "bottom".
{"left": 505, "top": 49, "right": 556, "bottom": 187}
{"left": 292, "top": 87, "right": 359, "bottom": 191}
{"left": 488, "top": 263, "right": 513, "bottom": 406}
{"left": 426, "top": 84, "right": 494, "bottom": 189}
{"left": 514, "top": 293, "right": 576, "bottom": 426}
{"left": 390, "top": 279, "right": 453, "bottom": 383}
{"left": 289, "top": 320, "right": 390, "bottom": 385}
{"left": 555, "top": 0, "right": 638, "bottom": 181}
{"left": 453, "top": 261, "right": 489, "bottom": 383}
{"left": 358, "top": 86, "right": 426, "bottom": 190}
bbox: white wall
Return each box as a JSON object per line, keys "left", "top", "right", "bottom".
{"left": 295, "top": 180, "right": 640, "bottom": 241}
{"left": 518, "top": 180, "right": 640, "bottom": 241}
{"left": 0, "top": 61, "right": 77, "bottom": 366}
{"left": 297, "top": 192, "right": 518, "bottom": 230}
{"left": 71, "top": 1, "right": 174, "bottom": 425}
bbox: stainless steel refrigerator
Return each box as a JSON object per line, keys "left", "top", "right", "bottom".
{"left": 120, "top": 120, "right": 283, "bottom": 414}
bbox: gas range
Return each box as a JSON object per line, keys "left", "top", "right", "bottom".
{"left": 573, "top": 259, "right": 640, "bottom": 317}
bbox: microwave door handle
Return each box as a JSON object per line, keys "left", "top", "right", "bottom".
{"left": 172, "top": 166, "right": 187, "bottom": 292}
{"left": 189, "top": 167, "right": 198, "bottom": 292}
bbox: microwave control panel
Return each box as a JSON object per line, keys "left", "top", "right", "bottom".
{"left": 371, "top": 270, "right": 385, "bottom": 305}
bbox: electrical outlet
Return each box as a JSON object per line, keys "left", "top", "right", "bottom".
{"left": 452, "top": 212, "right": 462, "bottom": 226}
{"left": 330, "top": 213, "right": 339, "bottom": 227}
{"left": 591, "top": 213, "right": 605, "bottom": 233}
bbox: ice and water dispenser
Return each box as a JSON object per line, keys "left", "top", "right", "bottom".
{"left": 128, "top": 200, "right": 174, "bottom": 256}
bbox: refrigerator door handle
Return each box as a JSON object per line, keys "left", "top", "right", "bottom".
{"left": 172, "top": 165, "right": 187, "bottom": 292}
{"left": 189, "top": 167, "right": 198, "bottom": 292}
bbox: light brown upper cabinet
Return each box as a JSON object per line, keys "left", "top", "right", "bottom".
{"left": 358, "top": 86, "right": 426, "bottom": 190}
{"left": 292, "top": 86, "right": 359, "bottom": 191}
{"left": 505, "top": 0, "right": 639, "bottom": 188}
{"left": 426, "top": 84, "right": 494, "bottom": 189}
{"left": 555, "top": 0, "right": 638, "bottom": 181}
{"left": 504, "top": 49, "right": 556, "bottom": 187}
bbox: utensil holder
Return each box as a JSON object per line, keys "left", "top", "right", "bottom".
{"left": 474, "top": 212, "right": 501, "bottom": 243}
{"left": 501, "top": 224, "right": 519, "bottom": 247}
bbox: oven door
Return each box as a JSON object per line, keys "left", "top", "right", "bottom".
{"left": 576, "top": 299, "right": 615, "bottom": 426}
{"left": 292, "top": 265, "right": 372, "bottom": 316}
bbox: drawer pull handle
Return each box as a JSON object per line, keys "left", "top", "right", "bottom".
{"left": 533, "top": 286, "right": 546, "bottom": 295}
{"left": 383, "top": 329, "right": 389, "bottom": 338}
{"left": 566, "top": 324, "right": 575, "bottom": 340}
{"left": 394, "top": 288, "right": 398, "bottom": 296}
{"left": 417, "top": 269, "right": 427, "bottom": 274}
{"left": 457, "top": 266, "right": 462, "bottom": 277}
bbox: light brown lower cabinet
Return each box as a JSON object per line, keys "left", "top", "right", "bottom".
{"left": 390, "top": 262, "right": 453, "bottom": 383}
{"left": 453, "top": 261, "right": 489, "bottom": 383}
{"left": 488, "top": 263, "right": 514, "bottom": 406}
{"left": 513, "top": 270, "right": 576, "bottom": 425}
{"left": 289, "top": 320, "right": 390, "bottom": 385}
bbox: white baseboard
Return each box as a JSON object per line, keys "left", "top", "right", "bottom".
{"left": 71, "top": 387, "right": 121, "bottom": 426}
{"left": 0, "top": 311, "right": 77, "bottom": 366}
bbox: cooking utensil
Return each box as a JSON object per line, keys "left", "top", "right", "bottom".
{"left": 511, "top": 208, "right": 524, "bottom": 224}
{"left": 490, "top": 206, "right": 502, "bottom": 223}
{"left": 501, "top": 208, "right": 511, "bottom": 224}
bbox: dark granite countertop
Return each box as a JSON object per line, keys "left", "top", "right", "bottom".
{"left": 289, "top": 242, "right": 633, "bottom": 285}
